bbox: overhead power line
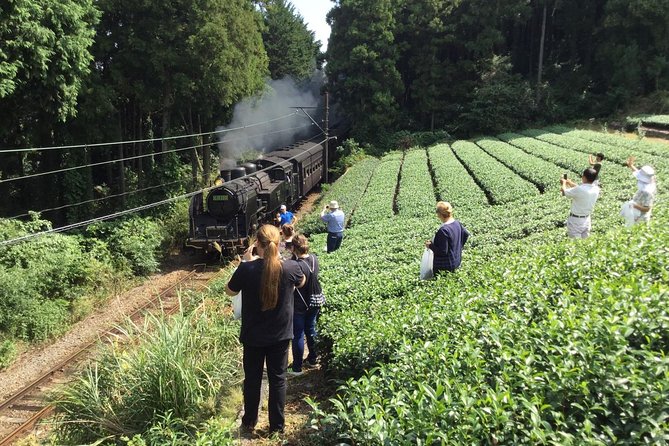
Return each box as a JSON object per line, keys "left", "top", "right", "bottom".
{"left": 0, "top": 111, "right": 300, "bottom": 154}
{"left": 8, "top": 179, "right": 185, "bottom": 220}
{"left": 0, "top": 137, "right": 333, "bottom": 247}
{"left": 0, "top": 122, "right": 316, "bottom": 185}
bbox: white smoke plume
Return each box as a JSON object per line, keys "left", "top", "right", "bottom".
{"left": 217, "top": 72, "right": 325, "bottom": 169}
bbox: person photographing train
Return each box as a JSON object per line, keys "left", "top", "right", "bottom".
{"left": 225, "top": 225, "right": 305, "bottom": 435}
{"left": 320, "top": 200, "right": 345, "bottom": 253}
{"left": 560, "top": 168, "right": 600, "bottom": 239}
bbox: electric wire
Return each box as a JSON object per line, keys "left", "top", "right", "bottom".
{"left": 8, "top": 180, "right": 185, "bottom": 219}
{"left": 0, "top": 137, "right": 332, "bottom": 247}
{"left": 0, "top": 122, "right": 316, "bottom": 185}
{"left": 0, "top": 111, "right": 301, "bottom": 154}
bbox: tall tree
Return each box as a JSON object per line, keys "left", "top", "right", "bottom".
{"left": 0, "top": 0, "right": 99, "bottom": 216}
{"left": 259, "top": 0, "right": 321, "bottom": 81}
{"left": 326, "top": 0, "right": 404, "bottom": 141}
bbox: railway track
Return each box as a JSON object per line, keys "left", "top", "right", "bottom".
{"left": 0, "top": 264, "right": 225, "bottom": 445}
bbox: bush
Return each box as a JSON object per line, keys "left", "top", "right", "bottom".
{"left": 53, "top": 311, "right": 242, "bottom": 444}
{"left": 86, "top": 217, "right": 163, "bottom": 276}
{"left": 0, "top": 339, "right": 17, "bottom": 369}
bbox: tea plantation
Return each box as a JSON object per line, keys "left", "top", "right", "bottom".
{"left": 305, "top": 128, "right": 669, "bottom": 444}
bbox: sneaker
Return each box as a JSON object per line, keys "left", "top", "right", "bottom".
{"left": 303, "top": 358, "right": 318, "bottom": 368}
{"left": 287, "top": 369, "right": 304, "bottom": 377}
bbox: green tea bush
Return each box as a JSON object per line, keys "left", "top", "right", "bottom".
{"left": 427, "top": 144, "right": 488, "bottom": 212}
{"left": 451, "top": 140, "right": 538, "bottom": 204}
{"left": 396, "top": 149, "right": 436, "bottom": 219}
{"left": 298, "top": 157, "right": 379, "bottom": 235}
{"left": 548, "top": 127, "right": 669, "bottom": 158}
{"left": 352, "top": 152, "right": 403, "bottom": 226}
{"left": 312, "top": 225, "right": 669, "bottom": 445}
{"left": 304, "top": 128, "right": 669, "bottom": 444}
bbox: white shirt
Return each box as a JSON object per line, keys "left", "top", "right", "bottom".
{"left": 564, "top": 183, "right": 600, "bottom": 216}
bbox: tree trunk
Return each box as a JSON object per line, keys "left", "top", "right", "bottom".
{"left": 536, "top": 1, "right": 547, "bottom": 105}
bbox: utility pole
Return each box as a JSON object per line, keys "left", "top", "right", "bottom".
{"left": 324, "top": 90, "right": 329, "bottom": 184}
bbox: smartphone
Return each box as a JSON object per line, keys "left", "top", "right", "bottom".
{"left": 563, "top": 173, "right": 568, "bottom": 180}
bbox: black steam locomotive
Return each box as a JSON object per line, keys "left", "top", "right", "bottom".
{"left": 186, "top": 140, "right": 324, "bottom": 256}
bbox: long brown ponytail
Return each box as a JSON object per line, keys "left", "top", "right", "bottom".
{"left": 257, "top": 225, "right": 282, "bottom": 311}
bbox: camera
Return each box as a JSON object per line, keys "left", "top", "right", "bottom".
{"left": 563, "top": 173, "right": 568, "bottom": 180}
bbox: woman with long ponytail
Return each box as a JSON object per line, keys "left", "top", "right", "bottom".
{"left": 226, "top": 224, "right": 305, "bottom": 435}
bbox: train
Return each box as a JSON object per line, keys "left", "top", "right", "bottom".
{"left": 186, "top": 140, "right": 325, "bottom": 256}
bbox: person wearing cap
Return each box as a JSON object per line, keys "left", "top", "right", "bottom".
{"left": 320, "top": 200, "right": 345, "bottom": 253}
{"left": 275, "top": 204, "right": 295, "bottom": 227}
{"left": 425, "top": 201, "right": 469, "bottom": 275}
{"left": 625, "top": 156, "right": 656, "bottom": 225}
{"left": 560, "top": 168, "right": 600, "bottom": 238}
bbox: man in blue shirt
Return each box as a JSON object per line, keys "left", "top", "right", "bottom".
{"left": 276, "top": 204, "right": 295, "bottom": 227}
{"left": 320, "top": 200, "right": 345, "bottom": 253}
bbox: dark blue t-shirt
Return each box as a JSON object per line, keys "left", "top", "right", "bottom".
{"left": 429, "top": 220, "right": 470, "bottom": 272}
{"left": 228, "top": 258, "right": 304, "bottom": 346}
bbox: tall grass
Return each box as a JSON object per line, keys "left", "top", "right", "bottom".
{"left": 53, "top": 310, "right": 242, "bottom": 444}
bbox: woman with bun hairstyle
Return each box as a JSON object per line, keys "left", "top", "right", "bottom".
{"left": 225, "top": 225, "right": 305, "bottom": 434}
{"left": 425, "top": 201, "right": 470, "bottom": 275}
{"left": 289, "top": 234, "right": 321, "bottom": 375}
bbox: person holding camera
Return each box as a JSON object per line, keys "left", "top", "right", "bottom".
{"left": 224, "top": 224, "right": 305, "bottom": 435}
{"left": 320, "top": 200, "right": 345, "bottom": 253}
{"left": 623, "top": 156, "right": 656, "bottom": 225}
{"left": 560, "top": 168, "right": 600, "bottom": 239}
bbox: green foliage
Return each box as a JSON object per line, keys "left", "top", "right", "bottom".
{"left": 261, "top": 0, "right": 321, "bottom": 81}
{"left": 300, "top": 127, "right": 669, "bottom": 443}
{"left": 463, "top": 56, "right": 535, "bottom": 135}
{"left": 86, "top": 218, "right": 163, "bottom": 276}
{"left": 331, "top": 138, "right": 369, "bottom": 178}
{"left": 326, "top": 0, "right": 403, "bottom": 141}
{"left": 298, "top": 157, "right": 379, "bottom": 235}
{"left": 0, "top": 0, "right": 100, "bottom": 144}
{"left": 0, "top": 339, "right": 18, "bottom": 369}
{"left": 451, "top": 140, "right": 538, "bottom": 204}
{"left": 427, "top": 144, "right": 488, "bottom": 211}
{"left": 396, "top": 149, "right": 435, "bottom": 218}
{"left": 53, "top": 311, "right": 242, "bottom": 444}
{"left": 352, "top": 152, "right": 403, "bottom": 226}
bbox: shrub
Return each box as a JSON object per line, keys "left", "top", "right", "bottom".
{"left": 53, "top": 311, "right": 242, "bottom": 444}
{"left": 86, "top": 217, "right": 163, "bottom": 275}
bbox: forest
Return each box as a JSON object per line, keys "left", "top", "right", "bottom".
{"left": 2, "top": 0, "right": 669, "bottom": 224}
{"left": 326, "top": 0, "right": 669, "bottom": 141}
{"left": 0, "top": 0, "right": 321, "bottom": 223}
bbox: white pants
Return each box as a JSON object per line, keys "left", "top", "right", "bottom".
{"left": 566, "top": 215, "right": 591, "bottom": 238}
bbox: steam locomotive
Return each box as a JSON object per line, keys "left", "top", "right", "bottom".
{"left": 186, "top": 140, "right": 324, "bottom": 256}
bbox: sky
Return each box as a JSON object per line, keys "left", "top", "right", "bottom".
{"left": 289, "top": 0, "right": 333, "bottom": 51}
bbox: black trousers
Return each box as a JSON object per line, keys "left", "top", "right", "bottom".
{"left": 242, "top": 339, "right": 290, "bottom": 432}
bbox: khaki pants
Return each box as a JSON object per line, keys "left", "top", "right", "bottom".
{"left": 566, "top": 215, "right": 591, "bottom": 238}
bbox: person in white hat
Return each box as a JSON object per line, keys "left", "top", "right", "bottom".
{"left": 624, "top": 156, "right": 656, "bottom": 225}
{"left": 320, "top": 200, "right": 345, "bottom": 252}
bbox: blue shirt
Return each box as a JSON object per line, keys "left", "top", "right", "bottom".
{"left": 279, "top": 211, "right": 294, "bottom": 226}
{"left": 428, "top": 220, "right": 469, "bottom": 272}
{"left": 321, "top": 209, "right": 345, "bottom": 233}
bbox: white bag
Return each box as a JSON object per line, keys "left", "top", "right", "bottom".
{"left": 620, "top": 200, "right": 639, "bottom": 227}
{"left": 420, "top": 248, "right": 434, "bottom": 280}
{"left": 232, "top": 291, "right": 242, "bottom": 320}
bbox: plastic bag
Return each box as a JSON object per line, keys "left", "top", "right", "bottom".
{"left": 619, "top": 200, "right": 639, "bottom": 227}
{"left": 232, "top": 291, "right": 242, "bottom": 320}
{"left": 420, "top": 248, "right": 434, "bottom": 280}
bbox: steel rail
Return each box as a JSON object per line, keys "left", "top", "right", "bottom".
{"left": 0, "top": 264, "right": 221, "bottom": 445}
